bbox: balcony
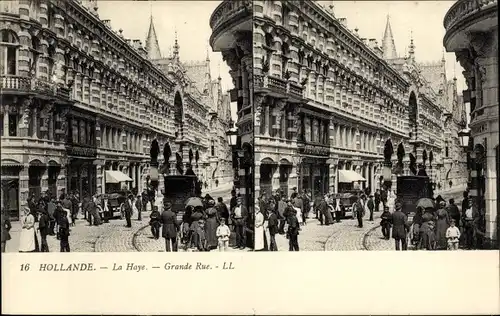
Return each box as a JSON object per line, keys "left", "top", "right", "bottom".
{"left": 255, "top": 75, "right": 304, "bottom": 100}
{"left": 65, "top": 143, "right": 97, "bottom": 158}
{"left": 1, "top": 75, "right": 72, "bottom": 101}
{"left": 443, "top": 0, "right": 497, "bottom": 50}
{"left": 209, "top": 0, "right": 252, "bottom": 51}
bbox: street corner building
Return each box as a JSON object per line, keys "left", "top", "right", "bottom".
{"left": 209, "top": 0, "right": 254, "bottom": 210}
{"left": 0, "top": 0, "right": 233, "bottom": 220}
{"left": 252, "top": 0, "right": 468, "bottom": 202}
{"left": 443, "top": 0, "right": 498, "bottom": 246}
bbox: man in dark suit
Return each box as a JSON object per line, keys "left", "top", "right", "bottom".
{"left": 267, "top": 209, "right": 279, "bottom": 251}
{"left": 123, "top": 194, "right": 133, "bottom": 228}
{"left": 38, "top": 209, "right": 50, "bottom": 252}
{"left": 231, "top": 197, "right": 248, "bottom": 249}
{"left": 391, "top": 200, "right": 409, "bottom": 250}
{"left": 161, "top": 202, "right": 179, "bottom": 252}
{"left": 374, "top": 189, "right": 381, "bottom": 212}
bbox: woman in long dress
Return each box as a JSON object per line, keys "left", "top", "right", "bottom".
{"left": 254, "top": 206, "right": 265, "bottom": 251}
{"left": 435, "top": 201, "right": 450, "bottom": 250}
{"left": 19, "top": 207, "right": 39, "bottom": 252}
{"left": 204, "top": 201, "right": 219, "bottom": 250}
{"left": 292, "top": 201, "right": 303, "bottom": 225}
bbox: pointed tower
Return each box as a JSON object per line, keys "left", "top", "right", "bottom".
{"left": 145, "top": 15, "right": 162, "bottom": 60}
{"left": 203, "top": 47, "right": 211, "bottom": 95}
{"left": 408, "top": 31, "right": 415, "bottom": 61}
{"left": 381, "top": 15, "right": 398, "bottom": 60}
{"left": 173, "top": 30, "right": 180, "bottom": 61}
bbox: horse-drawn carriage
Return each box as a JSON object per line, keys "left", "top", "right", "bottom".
{"left": 98, "top": 191, "right": 128, "bottom": 219}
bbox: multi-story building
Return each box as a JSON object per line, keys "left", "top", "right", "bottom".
{"left": 0, "top": 0, "right": 232, "bottom": 219}
{"left": 253, "top": 0, "right": 467, "bottom": 200}
{"left": 444, "top": 0, "right": 498, "bottom": 246}
{"left": 209, "top": 0, "right": 253, "bottom": 207}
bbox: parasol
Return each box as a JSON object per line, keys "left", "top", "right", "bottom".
{"left": 185, "top": 197, "right": 204, "bottom": 208}
{"left": 416, "top": 198, "right": 435, "bottom": 210}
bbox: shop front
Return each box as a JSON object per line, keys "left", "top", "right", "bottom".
{"left": 300, "top": 157, "right": 329, "bottom": 200}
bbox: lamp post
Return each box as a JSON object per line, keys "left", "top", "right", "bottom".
{"left": 225, "top": 123, "right": 238, "bottom": 188}
{"left": 458, "top": 128, "right": 472, "bottom": 189}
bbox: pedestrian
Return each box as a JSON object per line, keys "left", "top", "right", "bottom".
{"left": 47, "top": 197, "right": 56, "bottom": 235}
{"left": 333, "top": 196, "right": 342, "bottom": 223}
{"left": 90, "top": 195, "right": 102, "bottom": 226}
{"left": 446, "top": 199, "right": 461, "bottom": 231}
{"left": 231, "top": 197, "right": 248, "bottom": 250}
{"left": 317, "top": 196, "right": 333, "bottom": 225}
{"left": 380, "top": 187, "right": 388, "bottom": 209}
{"left": 435, "top": 201, "right": 450, "bottom": 250}
{"left": 287, "top": 208, "right": 300, "bottom": 251}
{"left": 419, "top": 220, "right": 436, "bottom": 250}
{"left": 19, "top": 206, "right": 38, "bottom": 252}
{"left": 160, "top": 202, "right": 179, "bottom": 252}
{"left": 462, "top": 198, "right": 474, "bottom": 249}
{"left": 196, "top": 219, "right": 208, "bottom": 252}
{"left": 380, "top": 206, "right": 392, "bottom": 239}
{"left": 1, "top": 208, "right": 12, "bottom": 252}
{"left": 189, "top": 207, "right": 204, "bottom": 249}
{"left": 216, "top": 218, "right": 231, "bottom": 252}
{"left": 292, "top": 193, "right": 304, "bottom": 226}
{"left": 59, "top": 209, "right": 71, "bottom": 252}
{"left": 292, "top": 199, "right": 303, "bottom": 227}
{"left": 367, "top": 195, "right": 375, "bottom": 221}
{"left": 391, "top": 201, "right": 409, "bottom": 251}
{"left": 254, "top": 206, "right": 265, "bottom": 251}
{"left": 446, "top": 219, "right": 460, "bottom": 250}
{"left": 354, "top": 194, "right": 365, "bottom": 228}
{"left": 124, "top": 194, "right": 133, "bottom": 228}
{"left": 473, "top": 208, "right": 486, "bottom": 249}
{"left": 38, "top": 209, "right": 50, "bottom": 252}
{"left": 53, "top": 202, "right": 63, "bottom": 240}
{"left": 267, "top": 207, "right": 279, "bottom": 251}
{"left": 134, "top": 194, "right": 142, "bottom": 221}
{"left": 70, "top": 192, "right": 79, "bottom": 224}
{"left": 374, "top": 189, "right": 381, "bottom": 212}
{"left": 149, "top": 206, "right": 161, "bottom": 239}
{"left": 61, "top": 194, "right": 73, "bottom": 222}
{"left": 277, "top": 195, "right": 287, "bottom": 234}
{"left": 412, "top": 207, "right": 424, "bottom": 246}
{"left": 204, "top": 200, "right": 219, "bottom": 250}
{"left": 216, "top": 197, "right": 229, "bottom": 225}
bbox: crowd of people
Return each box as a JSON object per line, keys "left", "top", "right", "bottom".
{"left": 380, "top": 192, "right": 487, "bottom": 251}
{"left": 148, "top": 189, "right": 249, "bottom": 252}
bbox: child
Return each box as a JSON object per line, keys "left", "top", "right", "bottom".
{"left": 196, "top": 219, "right": 208, "bottom": 252}
{"left": 216, "top": 218, "right": 231, "bottom": 252}
{"left": 149, "top": 206, "right": 161, "bottom": 239}
{"left": 446, "top": 219, "right": 461, "bottom": 250}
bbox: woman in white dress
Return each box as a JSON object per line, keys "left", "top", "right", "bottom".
{"left": 19, "top": 207, "right": 38, "bottom": 252}
{"left": 292, "top": 200, "right": 303, "bottom": 225}
{"left": 254, "top": 206, "right": 265, "bottom": 251}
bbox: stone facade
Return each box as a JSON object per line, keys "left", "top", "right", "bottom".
{"left": 444, "top": 0, "right": 498, "bottom": 246}
{"left": 253, "top": 0, "right": 467, "bottom": 201}
{"left": 0, "top": 0, "right": 231, "bottom": 219}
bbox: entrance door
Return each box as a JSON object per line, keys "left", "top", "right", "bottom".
{"left": 48, "top": 166, "right": 59, "bottom": 198}
{"left": 28, "top": 166, "right": 43, "bottom": 200}
{"left": 279, "top": 165, "right": 290, "bottom": 197}
{"left": 259, "top": 164, "right": 273, "bottom": 197}
{"left": 2, "top": 179, "right": 19, "bottom": 220}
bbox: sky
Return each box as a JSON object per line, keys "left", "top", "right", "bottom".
{"left": 97, "top": 1, "right": 237, "bottom": 122}
{"left": 331, "top": 1, "right": 466, "bottom": 93}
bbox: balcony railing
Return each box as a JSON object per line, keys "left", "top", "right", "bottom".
{"left": 209, "top": 0, "right": 251, "bottom": 30}
{"left": 297, "top": 141, "right": 330, "bottom": 156}
{"left": 444, "top": 0, "right": 497, "bottom": 31}
{"left": 65, "top": 143, "right": 97, "bottom": 157}
{"left": 1, "top": 75, "right": 71, "bottom": 100}
{"left": 256, "top": 75, "right": 304, "bottom": 99}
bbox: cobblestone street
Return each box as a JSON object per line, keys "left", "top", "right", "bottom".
{"left": 274, "top": 211, "right": 382, "bottom": 251}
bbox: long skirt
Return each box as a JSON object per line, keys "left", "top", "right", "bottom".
{"left": 254, "top": 223, "right": 265, "bottom": 250}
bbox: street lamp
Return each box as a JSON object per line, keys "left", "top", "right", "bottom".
{"left": 226, "top": 124, "right": 239, "bottom": 187}
{"left": 226, "top": 128, "right": 238, "bottom": 147}
{"left": 458, "top": 128, "right": 471, "bottom": 149}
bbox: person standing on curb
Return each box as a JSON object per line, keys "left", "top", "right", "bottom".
{"left": 161, "top": 202, "right": 179, "bottom": 252}
{"left": 391, "top": 201, "right": 409, "bottom": 251}
{"left": 367, "top": 195, "right": 375, "bottom": 221}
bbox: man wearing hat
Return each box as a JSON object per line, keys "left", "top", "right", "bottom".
{"left": 367, "top": 194, "right": 375, "bottom": 221}
{"left": 123, "top": 193, "right": 134, "bottom": 228}
{"left": 160, "top": 201, "right": 179, "bottom": 252}
{"left": 231, "top": 196, "right": 248, "bottom": 249}
{"left": 391, "top": 200, "right": 409, "bottom": 250}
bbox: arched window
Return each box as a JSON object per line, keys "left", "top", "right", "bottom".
{"left": 0, "top": 29, "right": 19, "bottom": 75}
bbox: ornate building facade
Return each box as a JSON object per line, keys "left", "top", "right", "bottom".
{"left": 209, "top": 0, "right": 253, "bottom": 208}
{"left": 253, "top": 0, "right": 467, "bottom": 201}
{"left": 0, "top": 0, "right": 231, "bottom": 219}
{"left": 444, "top": 0, "right": 498, "bottom": 246}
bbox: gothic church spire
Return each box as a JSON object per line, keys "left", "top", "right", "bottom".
{"left": 145, "top": 14, "right": 162, "bottom": 60}
{"left": 381, "top": 15, "right": 398, "bottom": 60}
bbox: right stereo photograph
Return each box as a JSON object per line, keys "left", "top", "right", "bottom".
{"left": 252, "top": 0, "right": 499, "bottom": 252}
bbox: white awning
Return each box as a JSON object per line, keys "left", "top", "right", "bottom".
{"left": 105, "top": 170, "right": 132, "bottom": 184}
{"left": 338, "top": 170, "right": 366, "bottom": 183}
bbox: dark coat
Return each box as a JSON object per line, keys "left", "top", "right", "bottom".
{"left": 38, "top": 213, "right": 50, "bottom": 236}
{"left": 293, "top": 197, "right": 304, "bottom": 212}
{"left": 287, "top": 214, "right": 300, "bottom": 236}
{"left": 391, "top": 210, "right": 409, "bottom": 240}
{"left": 267, "top": 212, "right": 279, "bottom": 235}
{"left": 160, "top": 209, "right": 179, "bottom": 239}
{"left": 1, "top": 214, "right": 11, "bottom": 242}
{"left": 149, "top": 210, "right": 161, "bottom": 224}
{"left": 367, "top": 198, "right": 375, "bottom": 211}
{"left": 62, "top": 198, "right": 73, "bottom": 213}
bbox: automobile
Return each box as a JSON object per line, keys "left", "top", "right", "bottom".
{"left": 99, "top": 191, "right": 128, "bottom": 219}
{"left": 336, "top": 192, "right": 358, "bottom": 218}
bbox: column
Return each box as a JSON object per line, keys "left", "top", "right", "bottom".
{"left": 263, "top": 104, "right": 270, "bottom": 137}
{"left": 18, "top": 165, "right": 29, "bottom": 215}
{"left": 19, "top": 98, "right": 32, "bottom": 137}
{"left": 254, "top": 160, "right": 261, "bottom": 204}
{"left": 3, "top": 110, "right": 8, "bottom": 136}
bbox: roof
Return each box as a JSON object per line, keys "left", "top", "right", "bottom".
{"left": 183, "top": 61, "right": 208, "bottom": 94}
{"left": 418, "top": 62, "right": 444, "bottom": 94}
{"left": 381, "top": 15, "right": 398, "bottom": 60}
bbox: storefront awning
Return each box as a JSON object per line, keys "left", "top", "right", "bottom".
{"left": 338, "top": 170, "right": 366, "bottom": 183}
{"left": 105, "top": 170, "right": 132, "bottom": 184}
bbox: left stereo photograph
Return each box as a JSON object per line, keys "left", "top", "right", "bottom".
{"left": 0, "top": 0, "right": 255, "bottom": 253}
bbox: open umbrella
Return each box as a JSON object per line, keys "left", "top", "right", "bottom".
{"left": 185, "top": 197, "right": 204, "bottom": 208}
{"left": 416, "top": 198, "right": 435, "bottom": 210}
